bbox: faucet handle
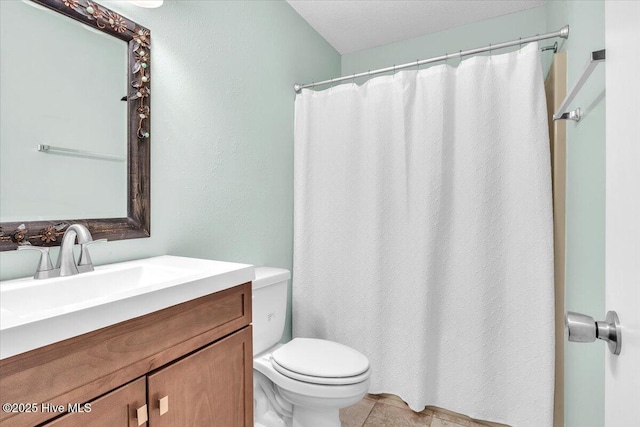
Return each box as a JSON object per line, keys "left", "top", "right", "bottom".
{"left": 78, "top": 238, "right": 107, "bottom": 272}
{"left": 17, "top": 246, "right": 55, "bottom": 279}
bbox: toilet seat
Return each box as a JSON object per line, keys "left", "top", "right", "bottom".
{"left": 271, "top": 338, "right": 370, "bottom": 385}
{"left": 271, "top": 358, "right": 370, "bottom": 385}
{"left": 254, "top": 347, "right": 370, "bottom": 400}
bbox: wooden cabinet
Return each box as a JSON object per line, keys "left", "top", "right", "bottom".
{"left": 0, "top": 283, "right": 253, "bottom": 427}
{"left": 148, "top": 328, "right": 253, "bottom": 426}
{"left": 42, "top": 378, "right": 147, "bottom": 427}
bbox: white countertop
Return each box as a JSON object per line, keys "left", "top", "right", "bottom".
{"left": 0, "top": 255, "right": 254, "bottom": 359}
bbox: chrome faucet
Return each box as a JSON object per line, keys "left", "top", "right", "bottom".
{"left": 17, "top": 224, "right": 106, "bottom": 279}
{"left": 57, "top": 224, "right": 99, "bottom": 276}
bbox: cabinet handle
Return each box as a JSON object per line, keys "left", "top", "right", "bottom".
{"left": 136, "top": 404, "right": 148, "bottom": 425}
{"left": 159, "top": 395, "right": 169, "bottom": 416}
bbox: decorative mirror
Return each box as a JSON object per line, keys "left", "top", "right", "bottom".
{"left": 0, "top": 0, "right": 151, "bottom": 250}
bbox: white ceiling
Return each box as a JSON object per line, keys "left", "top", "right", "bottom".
{"left": 286, "top": 0, "right": 546, "bottom": 54}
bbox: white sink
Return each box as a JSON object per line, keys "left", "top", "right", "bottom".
{"left": 0, "top": 255, "right": 254, "bottom": 359}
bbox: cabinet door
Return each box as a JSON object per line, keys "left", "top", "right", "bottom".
{"left": 42, "top": 377, "right": 147, "bottom": 427}
{"left": 147, "top": 326, "right": 253, "bottom": 427}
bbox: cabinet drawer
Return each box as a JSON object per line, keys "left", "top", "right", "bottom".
{"left": 0, "top": 283, "right": 251, "bottom": 427}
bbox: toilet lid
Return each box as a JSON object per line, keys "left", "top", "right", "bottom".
{"left": 271, "top": 338, "right": 369, "bottom": 380}
{"left": 271, "top": 359, "right": 371, "bottom": 385}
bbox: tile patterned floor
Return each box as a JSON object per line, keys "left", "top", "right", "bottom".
{"left": 340, "top": 394, "right": 511, "bottom": 427}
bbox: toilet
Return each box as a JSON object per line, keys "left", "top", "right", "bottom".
{"left": 252, "top": 267, "right": 371, "bottom": 427}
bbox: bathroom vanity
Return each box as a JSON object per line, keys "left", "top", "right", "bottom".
{"left": 0, "top": 256, "right": 254, "bottom": 427}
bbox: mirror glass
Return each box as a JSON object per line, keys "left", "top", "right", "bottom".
{"left": 0, "top": 0, "right": 128, "bottom": 222}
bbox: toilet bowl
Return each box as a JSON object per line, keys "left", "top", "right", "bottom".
{"left": 252, "top": 267, "right": 371, "bottom": 427}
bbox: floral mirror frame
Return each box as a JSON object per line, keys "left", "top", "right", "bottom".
{"left": 0, "top": 0, "right": 151, "bottom": 251}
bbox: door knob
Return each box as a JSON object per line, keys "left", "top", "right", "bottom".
{"left": 565, "top": 310, "right": 621, "bottom": 355}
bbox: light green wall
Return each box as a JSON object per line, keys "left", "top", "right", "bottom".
{"left": 342, "top": 6, "right": 547, "bottom": 77}
{"left": 547, "top": 2, "right": 606, "bottom": 427}
{"left": 0, "top": 0, "right": 341, "bottom": 343}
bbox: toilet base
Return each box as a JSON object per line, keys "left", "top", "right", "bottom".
{"left": 292, "top": 406, "right": 340, "bottom": 427}
{"left": 253, "top": 346, "right": 370, "bottom": 427}
{"left": 255, "top": 371, "right": 293, "bottom": 427}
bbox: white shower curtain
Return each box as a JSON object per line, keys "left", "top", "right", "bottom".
{"left": 292, "top": 43, "right": 554, "bottom": 427}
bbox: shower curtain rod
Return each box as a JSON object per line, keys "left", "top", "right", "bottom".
{"left": 294, "top": 25, "right": 569, "bottom": 93}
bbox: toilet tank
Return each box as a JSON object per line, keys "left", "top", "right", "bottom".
{"left": 252, "top": 267, "right": 291, "bottom": 356}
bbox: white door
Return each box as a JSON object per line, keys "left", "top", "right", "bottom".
{"left": 604, "top": 1, "right": 640, "bottom": 425}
